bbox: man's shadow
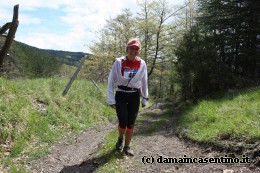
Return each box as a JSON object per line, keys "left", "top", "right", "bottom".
{"left": 59, "top": 149, "right": 124, "bottom": 173}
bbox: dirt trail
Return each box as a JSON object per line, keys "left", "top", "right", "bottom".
{"left": 118, "top": 101, "right": 259, "bottom": 173}
{"left": 27, "top": 101, "right": 259, "bottom": 173}
{"left": 27, "top": 122, "right": 116, "bottom": 173}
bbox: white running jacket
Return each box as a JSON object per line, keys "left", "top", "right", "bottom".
{"left": 107, "top": 56, "right": 149, "bottom": 105}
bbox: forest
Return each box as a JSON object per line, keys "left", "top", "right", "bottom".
{"left": 84, "top": 0, "right": 259, "bottom": 101}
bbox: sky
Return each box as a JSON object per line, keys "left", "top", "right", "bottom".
{"left": 0, "top": 0, "right": 185, "bottom": 53}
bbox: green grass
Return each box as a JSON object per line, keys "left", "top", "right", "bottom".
{"left": 95, "top": 130, "right": 126, "bottom": 173}
{"left": 177, "top": 87, "right": 260, "bottom": 143}
{"left": 0, "top": 77, "right": 115, "bottom": 172}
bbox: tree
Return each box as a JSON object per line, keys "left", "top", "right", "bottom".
{"left": 136, "top": 0, "right": 187, "bottom": 98}
{"left": 12, "top": 42, "right": 61, "bottom": 78}
{"left": 174, "top": 0, "right": 260, "bottom": 101}
{"left": 197, "top": 0, "right": 260, "bottom": 86}
{"left": 86, "top": 9, "right": 137, "bottom": 82}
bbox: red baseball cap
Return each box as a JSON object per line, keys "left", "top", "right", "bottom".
{"left": 127, "top": 40, "right": 141, "bottom": 50}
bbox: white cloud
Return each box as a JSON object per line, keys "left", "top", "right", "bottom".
{"left": 60, "top": 0, "right": 136, "bottom": 30}
{"left": 1, "top": 0, "right": 184, "bottom": 52}
{"left": 16, "top": 25, "right": 95, "bottom": 52}
{"left": 0, "top": 8, "right": 15, "bottom": 24}
{"left": 19, "top": 14, "right": 41, "bottom": 25}
{"left": 1, "top": 0, "right": 67, "bottom": 10}
{"left": 1, "top": 0, "right": 140, "bottom": 52}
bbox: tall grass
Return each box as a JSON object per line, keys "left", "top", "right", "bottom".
{"left": 0, "top": 77, "right": 115, "bottom": 171}
{"left": 177, "top": 87, "right": 260, "bottom": 143}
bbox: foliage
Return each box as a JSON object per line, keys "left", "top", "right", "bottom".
{"left": 197, "top": 0, "right": 260, "bottom": 84}
{"left": 175, "top": 0, "right": 260, "bottom": 101}
{"left": 86, "top": 9, "right": 137, "bottom": 82}
{"left": 88, "top": 0, "right": 186, "bottom": 98}
{"left": 175, "top": 26, "right": 230, "bottom": 100}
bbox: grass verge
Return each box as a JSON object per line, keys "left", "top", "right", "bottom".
{"left": 0, "top": 77, "right": 115, "bottom": 172}
{"left": 95, "top": 130, "right": 126, "bottom": 173}
{"left": 176, "top": 87, "right": 260, "bottom": 144}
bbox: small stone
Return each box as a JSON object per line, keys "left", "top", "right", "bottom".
{"left": 223, "top": 169, "right": 234, "bottom": 173}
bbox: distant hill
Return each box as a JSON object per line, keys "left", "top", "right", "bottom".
{"left": 1, "top": 40, "right": 90, "bottom": 78}
{"left": 15, "top": 41, "right": 86, "bottom": 66}
{"left": 1, "top": 40, "right": 88, "bottom": 78}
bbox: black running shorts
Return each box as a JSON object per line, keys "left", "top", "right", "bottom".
{"left": 115, "top": 91, "right": 140, "bottom": 129}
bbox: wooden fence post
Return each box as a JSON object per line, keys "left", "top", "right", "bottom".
{"left": 0, "top": 4, "right": 19, "bottom": 67}
{"left": 62, "top": 55, "right": 88, "bottom": 96}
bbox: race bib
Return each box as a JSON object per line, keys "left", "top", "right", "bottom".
{"left": 123, "top": 67, "right": 138, "bottom": 80}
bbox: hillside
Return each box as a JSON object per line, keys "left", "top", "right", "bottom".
{"left": 0, "top": 40, "right": 87, "bottom": 79}
{"left": 15, "top": 42, "right": 85, "bottom": 66}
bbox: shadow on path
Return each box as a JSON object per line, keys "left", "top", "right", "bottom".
{"left": 59, "top": 149, "right": 124, "bottom": 173}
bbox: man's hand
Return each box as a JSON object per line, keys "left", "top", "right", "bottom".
{"left": 141, "top": 98, "right": 148, "bottom": 108}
